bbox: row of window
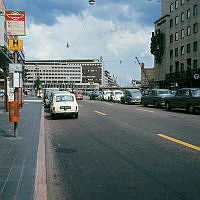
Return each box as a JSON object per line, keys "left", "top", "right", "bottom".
{"left": 29, "top": 77, "right": 81, "bottom": 80}
{"left": 170, "top": 41, "right": 198, "bottom": 58}
{"left": 170, "top": 6, "right": 198, "bottom": 28}
{"left": 169, "top": 58, "right": 198, "bottom": 73}
{"left": 28, "top": 70, "right": 81, "bottom": 73}
{"left": 170, "top": 0, "right": 192, "bottom": 12}
{"left": 170, "top": 23, "right": 198, "bottom": 42}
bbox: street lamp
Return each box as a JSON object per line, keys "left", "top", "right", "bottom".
{"left": 89, "top": 0, "right": 95, "bottom": 6}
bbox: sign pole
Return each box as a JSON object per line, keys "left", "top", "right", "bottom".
{"left": 14, "top": 51, "right": 18, "bottom": 137}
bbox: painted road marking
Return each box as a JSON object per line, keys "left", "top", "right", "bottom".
{"left": 105, "top": 103, "right": 113, "bottom": 106}
{"left": 157, "top": 134, "right": 200, "bottom": 152}
{"left": 79, "top": 104, "right": 83, "bottom": 107}
{"left": 136, "top": 108, "right": 155, "bottom": 113}
{"left": 94, "top": 110, "right": 108, "bottom": 116}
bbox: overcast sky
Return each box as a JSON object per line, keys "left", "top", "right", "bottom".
{"left": 5, "top": 0, "right": 161, "bottom": 86}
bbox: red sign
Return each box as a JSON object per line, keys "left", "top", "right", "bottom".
{"left": 5, "top": 11, "right": 25, "bottom": 21}
{"left": 5, "top": 10, "right": 26, "bottom": 36}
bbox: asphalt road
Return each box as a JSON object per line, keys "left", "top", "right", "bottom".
{"left": 45, "top": 97, "right": 200, "bottom": 200}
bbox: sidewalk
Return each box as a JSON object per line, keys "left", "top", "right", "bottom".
{"left": 0, "top": 97, "right": 43, "bottom": 200}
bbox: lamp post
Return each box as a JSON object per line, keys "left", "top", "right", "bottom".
{"left": 89, "top": 0, "right": 95, "bottom": 6}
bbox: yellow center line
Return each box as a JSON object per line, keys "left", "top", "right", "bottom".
{"left": 157, "top": 134, "right": 200, "bottom": 151}
{"left": 94, "top": 110, "right": 108, "bottom": 116}
{"left": 136, "top": 108, "right": 155, "bottom": 113}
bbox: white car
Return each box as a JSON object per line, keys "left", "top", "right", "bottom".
{"left": 50, "top": 92, "right": 79, "bottom": 119}
{"left": 102, "top": 90, "right": 112, "bottom": 101}
{"left": 110, "top": 90, "right": 124, "bottom": 102}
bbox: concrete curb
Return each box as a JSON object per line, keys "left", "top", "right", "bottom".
{"left": 34, "top": 107, "right": 47, "bottom": 200}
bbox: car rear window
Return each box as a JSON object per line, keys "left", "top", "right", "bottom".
{"left": 56, "top": 95, "right": 74, "bottom": 102}
{"left": 192, "top": 90, "right": 200, "bottom": 97}
{"left": 158, "top": 90, "right": 171, "bottom": 95}
{"left": 115, "top": 92, "right": 123, "bottom": 95}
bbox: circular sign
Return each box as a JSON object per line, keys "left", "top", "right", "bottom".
{"left": 194, "top": 74, "right": 199, "bottom": 79}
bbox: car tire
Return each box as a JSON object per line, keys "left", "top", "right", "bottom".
{"left": 142, "top": 100, "right": 147, "bottom": 107}
{"left": 155, "top": 101, "right": 160, "bottom": 108}
{"left": 166, "top": 102, "right": 171, "bottom": 111}
{"left": 187, "top": 105, "right": 196, "bottom": 114}
{"left": 74, "top": 113, "right": 78, "bottom": 119}
{"left": 51, "top": 113, "right": 56, "bottom": 119}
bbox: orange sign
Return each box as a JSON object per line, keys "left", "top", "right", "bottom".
{"left": 8, "top": 39, "right": 23, "bottom": 51}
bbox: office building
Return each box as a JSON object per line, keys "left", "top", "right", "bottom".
{"left": 151, "top": 0, "right": 200, "bottom": 88}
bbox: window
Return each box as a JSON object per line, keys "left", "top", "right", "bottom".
{"left": 170, "top": 50, "right": 173, "bottom": 59}
{"left": 175, "top": 47, "right": 179, "bottom": 57}
{"left": 170, "top": 65, "right": 173, "bottom": 73}
{"left": 175, "top": 16, "right": 179, "bottom": 25}
{"left": 180, "top": 63, "right": 184, "bottom": 72}
{"left": 181, "top": 12, "right": 184, "bottom": 22}
{"left": 193, "top": 59, "right": 197, "bottom": 71}
{"left": 181, "top": 0, "right": 184, "bottom": 5}
{"left": 170, "top": 3, "right": 174, "bottom": 12}
{"left": 175, "top": 62, "right": 179, "bottom": 72}
{"left": 170, "top": 34, "right": 173, "bottom": 43}
{"left": 193, "top": 23, "right": 198, "bottom": 33}
{"left": 187, "top": 58, "right": 191, "bottom": 70}
{"left": 187, "top": 9, "right": 191, "bottom": 19}
{"left": 181, "top": 46, "right": 185, "bottom": 55}
{"left": 193, "top": 41, "right": 198, "bottom": 52}
{"left": 187, "top": 43, "right": 191, "bottom": 53}
{"left": 175, "top": 0, "right": 179, "bottom": 9}
{"left": 181, "top": 29, "right": 185, "bottom": 38}
{"left": 175, "top": 32, "right": 179, "bottom": 41}
{"left": 187, "top": 26, "right": 191, "bottom": 36}
{"left": 170, "top": 19, "right": 173, "bottom": 28}
{"left": 193, "top": 5, "right": 198, "bottom": 16}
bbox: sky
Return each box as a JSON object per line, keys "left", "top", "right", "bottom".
{"left": 5, "top": 0, "right": 161, "bottom": 86}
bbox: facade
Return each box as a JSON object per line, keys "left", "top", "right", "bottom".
{"left": 24, "top": 59, "right": 104, "bottom": 90}
{"left": 141, "top": 67, "right": 154, "bottom": 88}
{"left": 152, "top": 0, "right": 200, "bottom": 88}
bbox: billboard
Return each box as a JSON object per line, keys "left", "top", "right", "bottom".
{"left": 5, "top": 11, "right": 26, "bottom": 36}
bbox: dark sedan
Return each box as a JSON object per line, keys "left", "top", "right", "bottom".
{"left": 120, "top": 89, "right": 142, "bottom": 104}
{"left": 141, "top": 89, "right": 174, "bottom": 108}
{"left": 164, "top": 88, "right": 200, "bottom": 113}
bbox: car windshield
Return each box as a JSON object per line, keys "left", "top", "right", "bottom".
{"left": 56, "top": 95, "right": 74, "bottom": 102}
{"left": 158, "top": 90, "right": 171, "bottom": 95}
{"left": 114, "top": 92, "right": 123, "bottom": 95}
{"left": 105, "top": 92, "right": 111, "bottom": 95}
{"left": 131, "top": 91, "right": 142, "bottom": 97}
{"left": 192, "top": 90, "right": 200, "bottom": 96}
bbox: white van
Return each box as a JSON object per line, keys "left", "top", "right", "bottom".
{"left": 50, "top": 91, "right": 79, "bottom": 119}
{"left": 102, "top": 90, "right": 112, "bottom": 101}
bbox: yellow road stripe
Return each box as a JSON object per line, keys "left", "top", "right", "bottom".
{"left": 157, "top": 134, "right": 200, "bottom": 151}
{"left": 136, "top": 108, "right": 155, "bottom": 113}
{"left": 94, "top": 110, "right": 107, "bottom": 116}
{"left": 105, "top": 103, "right": 113, "bottom": 106}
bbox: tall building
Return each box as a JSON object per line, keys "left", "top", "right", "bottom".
{"left": 151, "top": 0, "right": 200, "bottom": 88}
{"left": 24, "top": 59, "right": 104, "bottom": 90}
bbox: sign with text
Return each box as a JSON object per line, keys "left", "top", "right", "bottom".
{"left": 9, "top": 63, "right": 22, "bottom": 72}
{"left": 5, "top": 11, "right": 26, "bottom": 36}
{"left": 8, "top": 39, "right": 23, "bottom": 51}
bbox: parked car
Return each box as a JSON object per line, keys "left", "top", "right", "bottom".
{"left": 50, "top": 91, "right": 79, "bottom": 119}
{"left": 110, "top": 90, "right": 124, "bottom": 102}
{"left": 164, "top": 88, "right": 200, "bottom": 113}
{"left": 120, "top": 89, "right": 142, "bottom": 104}
{"left": 89, "top": 91, "right": 102, "bottom": 100}
{"left": 141, "top": 89, "right": 174, "bottom": 108}
{"left": 101, "top": 90, "right": 112, "bottom": 101}
{"left": 74, "top": 91, "right": 83, "bottom": 100}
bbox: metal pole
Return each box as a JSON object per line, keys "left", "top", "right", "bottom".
{"left": 14, "top": 51, "right": 18, "bottom": 138}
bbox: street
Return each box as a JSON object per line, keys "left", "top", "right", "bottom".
{"left": 45, "top": 98, "right": 200, "bottom": 200}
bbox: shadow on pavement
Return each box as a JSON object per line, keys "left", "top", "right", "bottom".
{"left": 0, "top": 129, "right": 13, "bottom": 138}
